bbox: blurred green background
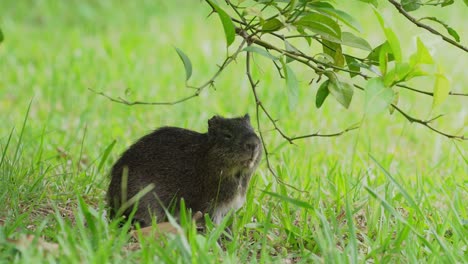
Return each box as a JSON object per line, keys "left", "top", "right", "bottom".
{"left": 1, "top": 0, "right": 466, "bottom": 175}
{"left": 0, "top": 0, "right": 467, "bottom": 261}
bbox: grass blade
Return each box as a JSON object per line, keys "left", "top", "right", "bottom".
{"left": 263, "top": 190, "right": 314, "bottom": 210}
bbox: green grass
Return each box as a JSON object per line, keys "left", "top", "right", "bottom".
{"left": 1, "top": 0, "right": 467, "bottom": 263}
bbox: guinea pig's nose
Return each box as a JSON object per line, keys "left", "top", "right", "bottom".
{"left": 244, "top": 136, "right": 259, "bottom": 151}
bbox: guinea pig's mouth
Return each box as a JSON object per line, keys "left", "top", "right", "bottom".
{"left": 241, "top": 152, "right": 259, "bottom": 168}
{"left": 241, "top": 159, "right": 254, "bottom": 168}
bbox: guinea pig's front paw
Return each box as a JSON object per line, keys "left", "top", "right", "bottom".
{"left": 193, "top": 211, "right": 206, "bottom": 232}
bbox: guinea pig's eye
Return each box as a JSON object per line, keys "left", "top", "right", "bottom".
{"left": 222, "top": 132, "right": 233, "bottom": 139}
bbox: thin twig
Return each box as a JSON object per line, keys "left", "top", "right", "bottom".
{"left": 225, "top": 0, "right": 248, "bottom": 24}
{"left": 290, "top": 125, "right": 360, "bottom": 141}
{"left": 246, "top": 51, "right": 306, "bottom": 193}
{"left": 248, "top": 51, "right": 358, "bottom": 143}
{"left": 91, "top": 40, "right": 246, "bottom": 105}
{"left": 88, "top": 88, "right": 200, "bottom": 106}
{"left": 354, "top": 84, "right": 466, "bottom": 140}
{"left": 245, "top": 31, "right": 367, "bottom": 77}
{"left": 388, "top": 0, "right": 468, "bottom": 53}
{"left": 391, "top": 104, "right": 465, "bottom": 140}
{"left": 313, "top": 37, "right": 367, "bottom": 63}
{"left": 397, "top": 84, "right": 468, "bottom": 97}
{"left": 246, "top": 51, "right": 358, "bottom": 192}
{"left": 284, "top": 34, "right": 319, "bottom": 39}
{"left": 272, "top": 60, "right": 285, "bottom": 79}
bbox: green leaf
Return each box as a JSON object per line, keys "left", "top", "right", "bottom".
{"left": 464, "top": 0, "right": 468, "bottom": 6}
{"left": 406, "top": 64, "right": 430, "bottom": 79}
{"left": 285, "top": 65, "right": 299, "bottom": 111}
{"left": 0, "top": 28, "right": 3, "bottom": 44}
{"left": 262, "top": 18, "right": 283, "bottom": 32}
{"left": 322, "top": 39, "right": 344, "bottom": 67}
{"left": 207, "top": 0, "right": 236, "bottom": 46}
{"left": 446, "top": 28, "right": 460, "bottom": 42}
{"left": 287, "top": 0, "right": 298, "bottom": 13}
{"left": 378, "top": 43, "right": 393, "bottom": 75}
{"left": 284, "top": 40, "right": 298, "bottom": 63}
{"left": 316, "top": 53, "right": 335, "bottom": 65}
{"left": 341, "top": 32, "right": 372, "bottom": 51}
{"left": 383, "top": 28, "right": 401, "bottom": 62}
{"left": 384, "top": 62, "right": 411, "bottom": 86}
{"left": 325, "top": 72, "right": 354, "bottom": 108}
{"left": 420, "top": 17, "right": 460, "bottom": 42}
{"left": 373, "top": 9, "right": 402, "bottom": 62}
{"left": 389, "top": 90, "right": 399, "bottom": 114}
{"left": 365, "top": 77, "right": 395, "bottom": 116}
{"left": 314, "top": 7, "right": 362, "bottom": 32}
{"left": 441, "top": 0, "right": 454, "bottom": 7}
{"left": 243, "top": 46, "right": 278, "bottom": 60}
{"left": 394, "top": 62, "right": 412, "bottom": 80}
{"left": 410, "top": 38, "right": 434, "bottom": 66}
{"left": 263, "top": 191, "right": 314, "bottom": 210}
{"left": 401, "top": 0, "right": 422, "bottom": 12}
{"left": 296, "top": 26, "right": 312, "bottom": 46}
{"left": 334, "top": 50, "right": 345, "bottom": 68}
{"left": 367, "top": 42, "right": 395, "bottom": 66}
{"left": 294, "top": 12, "right": 342, "bottom": 42}
{"left": 345, "top": 55, "right": 361, "bottom": 78}
{"left": 316, "top": 80, "right": 330, "bottom": 108}
{"left": 432, "top": 68, "right": 450, "bottom": 108}
{"left": 322, "top": 39, "right": 338, "bottom": 58}
{"left": 306, "top": 2, "right": 333, "bottom": 9}
{"left": 244, "top": 6, "right": 262, "bottom": 17}
{"left": 357, "top": 0, "right": 378, "bottom": 7}
{"left": 174, "top": 47, "right": 193, "bottom": 81}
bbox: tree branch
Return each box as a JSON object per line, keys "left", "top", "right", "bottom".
{"left": 246, "top": 51, "right": 305, "bottom": 192}
{"left": 354, "top": 84, "right": 466, "bottom": 140}
{"left": 388, "top": 0, "right": 468, "bottom": 53}
{"left": 91, "top": 40, "right": 246, "bottom": 106}
{"left": 88, "top": 88, "right": 200, "bottom": 106}
{"left": 268, "top": 29, "right": 468, "bottom": 97}
{"left": 396, "top": 84, "right": 468, "bottom": 97}
{"left": 219, "top": 1, "right": 468, "bottom": 102}
{"left": 95, "top": 0, "right": 466, "bottom": 144}
{"left": 260, "top": 29, "right": 468, "bottom": 98}
{"left": 220, "top": 1, "right": 468, "bottom": 99}
{"left": 390, "top": 104, "right": 465, "bottom": 140}
{"left": 289, "top": 125, "right": 360, "bottom": 141}
{"left": 246, "top": 50, "right": 358, "bottom": 191}
{"left": 246, "top": 49, "right": 359, "bottom": 143}
{"left": 244, "top": 30, "right": 367, "bottom": 78}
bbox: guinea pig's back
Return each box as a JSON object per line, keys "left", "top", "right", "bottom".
{"left": 108, "top": 127, "right": 208, "bottom": 214}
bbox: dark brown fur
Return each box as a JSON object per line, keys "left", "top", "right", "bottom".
{"left": 107, "top": 114, "right": 262, "bottom": 227}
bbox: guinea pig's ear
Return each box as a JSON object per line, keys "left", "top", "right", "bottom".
{"left": 243, "top": 114, "right": 250, "bottom": 121}
{"left": 208, "top": 115, "right": 221, "bottom": 128}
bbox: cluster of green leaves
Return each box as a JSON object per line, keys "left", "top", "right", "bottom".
{"left": 190, "top": 0, "right": 465, "bottom": 117}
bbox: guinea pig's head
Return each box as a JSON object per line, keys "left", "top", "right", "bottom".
{"left": 207, "top": 114, "right": 262, "bottom": 172}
